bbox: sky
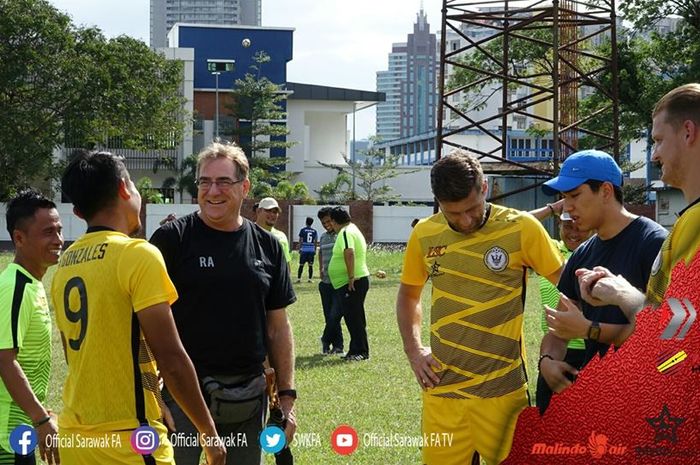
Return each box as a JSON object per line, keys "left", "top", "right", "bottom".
{"left": 47, "top": 0, "right": 444, "bottom": 138}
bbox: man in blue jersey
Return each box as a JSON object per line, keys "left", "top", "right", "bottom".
{"left": 297, "top": 217, "right": 318, "bottom": 283}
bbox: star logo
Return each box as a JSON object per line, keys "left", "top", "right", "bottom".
{"left": 645, "top": 405, "right": 686, "bottom": 444}
{"left": 428, "top": 261, "right": 444, "bottom": 278}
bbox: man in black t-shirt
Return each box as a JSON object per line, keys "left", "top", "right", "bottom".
{"left": 537, "top": 150, "right": 667, "bottom": 403}
{"left": 150, "top": 141, "right": 297, "bottom": 465}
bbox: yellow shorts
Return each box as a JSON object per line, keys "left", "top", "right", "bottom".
{"left": 57, "top": 422, "right": 174, "bottom": 465}
{"left": 422, "top": 387, "right": 528, "bottom": 465}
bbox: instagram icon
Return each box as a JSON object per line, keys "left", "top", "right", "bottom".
{"left": 131, "top": 426, "right": 160, "bottom": 455}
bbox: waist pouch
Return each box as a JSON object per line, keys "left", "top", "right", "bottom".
{"left": 201, "top": 373, "right": 266, "bottom": 424}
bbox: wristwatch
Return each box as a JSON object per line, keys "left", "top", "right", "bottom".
{"left": 588, "top": 320, "right": 601, "bottom": 341}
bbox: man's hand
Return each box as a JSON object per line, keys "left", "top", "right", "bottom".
{"left": 280, "top": 396, "right": 297, "bottom": 445}
{"left": 576, "top": 267, "right": 646, "bottom": 318}
{"left": 201, "top": 438, "right": 226, "bottom": 465}
{"left": 347, "top": 277, "right": 356, "bottom": 292}
{"left": 161, "top": 401, "right": 176, "bottom": 433}
{"left": 545, "top": 294, "right": 589, "bottom": 340}
{"left": 540, "top": 357, "right": 578, "bottom": 393}
{"left": 576, "top": 266, "right": 616, "bottom": 306}
{"left": 406, "top": 347, "right": 442, "bottom": 389}
{"left": 37, "top": 416, "right": 59, "bottom": 465}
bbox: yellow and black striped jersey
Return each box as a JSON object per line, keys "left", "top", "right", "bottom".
{"left": 401, "top": 204, "right": 563, "bottom": 399}
{"left": 50, "top": 229, "right": 177, "bottom": 432}
{"left": 647, "top": 198, "right": 700, "bottom": 305}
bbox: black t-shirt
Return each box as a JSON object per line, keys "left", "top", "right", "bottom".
{"left": 558, "top": 216, "right": 667, "bottom": 364}
{"left": 150, "top": 213, "right": 296, "bottom": 376}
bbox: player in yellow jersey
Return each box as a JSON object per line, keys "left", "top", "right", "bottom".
{"left": 396, "top": 150, "right": 564, "bottom": 465}
{"left": 576, "top": 84, "right": 700, "bottom": 322}
{"left": 50, "top": 151, "right": 225, "bottom": 465}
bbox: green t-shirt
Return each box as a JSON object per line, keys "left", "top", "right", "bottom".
{"left": 538, "top": 241, "right": 585, "bottom": 351}
{"left": 271, "top": 227, "right": 292, "bottom": 263}
{"left": 328, "top": 223, "right": 370, "bottom": 289}
{"left": 0, "top": 263, "right": 52, "bottom": 452}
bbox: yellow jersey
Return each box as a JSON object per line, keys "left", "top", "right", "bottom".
{"left": 401, "top": 204, "right": 563, "bottom": 399}
{"left": 647, "top": 198, "right": 700, "bottom": 305}
{"left": 50, "top": 229, "right": 177, "bottom": 431}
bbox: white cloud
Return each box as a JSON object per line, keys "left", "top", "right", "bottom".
{"left": 48, "top": 0, "right": 443, "bottom": 137}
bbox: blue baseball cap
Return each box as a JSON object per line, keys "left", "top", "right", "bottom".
{"left": 542, "top": 149, "right": 623, "bottom": 196}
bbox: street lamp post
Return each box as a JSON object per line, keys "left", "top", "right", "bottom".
{"left": 214, "top": 71, "right": 220, "bottom": 138}
{"left": 206, "top": 59, "right": 236, "bottom": 140}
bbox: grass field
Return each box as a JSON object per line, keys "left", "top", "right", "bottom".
{"left": 0, "top": 247, "right": 545, "bottom": 465}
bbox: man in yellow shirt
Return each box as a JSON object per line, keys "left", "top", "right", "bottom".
{"left": 397, "top": 150, "right": 564, "bottom": 465}
{"left": 576, "top": 84, "right": 700, "bottom": 324}
{"left": 51, "top": 151, "right": 225, "bottom": 465}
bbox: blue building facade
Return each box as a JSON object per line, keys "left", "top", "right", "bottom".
{"left": 170, "top": 24, "right": 294, "bottom": 88}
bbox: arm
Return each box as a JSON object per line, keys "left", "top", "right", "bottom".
{"left": 396, "top": 283, "right": 442, "bottom": 389}
{"left": 138, "top": 303, "right": 225, "bottom": 465}
{"left": 529, "top": 198, "right": 564, "bottom": 221}
{"left": 344, "top": 247, "right": 356, "bottom": 291}
{"left": 266, "top": 309, "right": 296, "bottom": 443}
{"left": 544, "top": 265, "right": 563, "bottom": 287}
{"left": 318, "top": 247, "right": 325, "bottom": 280}
{"left": 577, "top": 267, "right": 646, "bottom": 319}
{"left": 546, "top": 293, "right": 635, "bottom": 347}
{"left": 538, "top": 331, "right": 577, "bottom": 393}
{"left": 0, "top": 350, "right": 59, "bottom": 464}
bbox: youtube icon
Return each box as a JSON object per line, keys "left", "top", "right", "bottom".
{"left": 331, "top": 424, "right": 359, "bottom": 455}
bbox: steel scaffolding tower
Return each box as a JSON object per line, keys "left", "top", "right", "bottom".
{"left": 437, "top": 0, "right": 620, "bottom": 200}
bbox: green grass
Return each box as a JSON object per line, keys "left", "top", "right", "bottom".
{"left": 1, "top": 249, "right": 545, "bottom": 464}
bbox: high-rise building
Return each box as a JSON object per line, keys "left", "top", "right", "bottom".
{"left": 376, "top": 8, "right": 437, "bottom": 141}
{"left": 150, "top": 0, "right": 262, "bottom": 48}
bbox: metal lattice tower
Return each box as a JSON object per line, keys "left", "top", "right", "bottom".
{"left": 437, "top": 0, "right": 620, "bottom": 200}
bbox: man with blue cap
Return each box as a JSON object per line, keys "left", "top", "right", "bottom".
{"left": 537, "top": 149, "right": 668, "bottom": 399}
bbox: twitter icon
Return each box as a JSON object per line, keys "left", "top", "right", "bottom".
{"left": 259, "top": 426, "right": 286, "bottom": 454}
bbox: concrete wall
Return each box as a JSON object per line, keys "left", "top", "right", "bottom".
{"left": 1, "top": 203, "right": 435, "bottom": 245}
{"left": 289, "top": 204, "right": 431, "bottom": 243}
{"left": 655, "top": 188, "right": 686, "bottom": 229}
{"left": 286, "top": 100, "right": 352, "bottom": 174}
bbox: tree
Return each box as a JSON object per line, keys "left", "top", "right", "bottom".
{"left": 316, "top": 172, "right": 352, "bottom": 203}
{"left": 0, "top": 0, "right": 186, "bottom": 200}
{"left": 165, "top": 154, "right": 198, "bottom": 203}
{"left": 318, "top": 142, "right": 420, "bottom": 203}
{"left": 581, "top": 0, "right": 700, "bottom": 150}
{"left": 228, "top": 51, "right": 295, "bottom": 180}
{"left": 136, "top": 177, "right": 165, "bottom": 204}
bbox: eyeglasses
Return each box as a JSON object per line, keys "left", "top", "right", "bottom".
{"left": 196, "top": 177, "right": 244, "bottom": 190}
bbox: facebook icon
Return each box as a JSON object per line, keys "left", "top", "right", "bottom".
{"left": 9, "top": 425, "right": 37, "bottom": 456}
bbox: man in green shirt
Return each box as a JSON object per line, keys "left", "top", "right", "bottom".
{"left": 0, "top": 190, "right": 63, "bottom": 465}
{"left": 255, "top": 197, "right": 292, "bottom": 263}
{"left": 327, "top": 207, "right": 370, "bottom": 361}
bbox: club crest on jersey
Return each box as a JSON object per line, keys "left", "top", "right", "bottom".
{"left": 484, "top": 246, "right": 509, "bottom": 272}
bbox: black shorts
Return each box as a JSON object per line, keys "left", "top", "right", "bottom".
{"left": 299, "top": 252, "right": 315, "bottom": 265}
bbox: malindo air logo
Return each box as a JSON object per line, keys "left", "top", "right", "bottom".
{"left": 531, "top": 432, "right": 627, "bottom": 458}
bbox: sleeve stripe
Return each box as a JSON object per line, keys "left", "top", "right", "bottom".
{"left": 343, "top": 231, "right": 349, "bottom": 249}
{"left": 11, "top": 270, "right": 31, "bottom": 349}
